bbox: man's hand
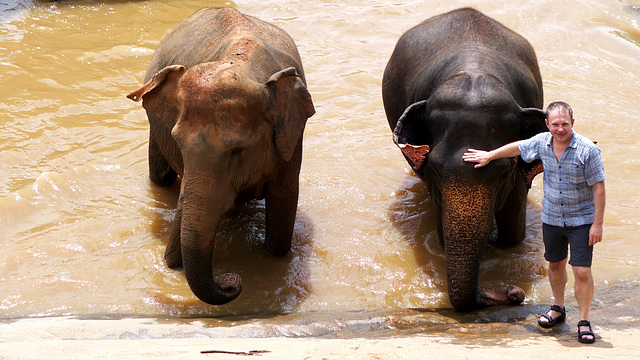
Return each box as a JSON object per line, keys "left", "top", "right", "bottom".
{"left": 463, "top": 149, "right": 492, "bottom": 168}
{"left": 589, "top": 224, "right": 603, "bottom": 246}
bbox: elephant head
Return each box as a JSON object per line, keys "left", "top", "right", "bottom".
{"left": 127, "top": 62, "right": 315, "bottom": 305}
{"left": 392, "top": 83, "right": 547, "bottom": 310}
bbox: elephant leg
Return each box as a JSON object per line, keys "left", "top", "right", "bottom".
{"left": 428, "top": 184, "right": 445, "bottom": 247}
{"left": 264, "top": 192, "right": 297, "bottom": 257}
{"left": 494, "top": 177, "right": 527, "bottom": 247}
{"left": 149, "top": 129, "right": 178, "bottom": 187}
{"left": 263, "top": 142, "right": 302, "bottom": 257}
{"left": 164, "top": 201, "right": 183, "bottom": 268}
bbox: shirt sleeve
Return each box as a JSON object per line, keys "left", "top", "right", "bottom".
{"left": 585, "top": 146, "right": 606, "bottom": 186}
{"left": 518, "top": 133, "right": 544, "bottom": 163}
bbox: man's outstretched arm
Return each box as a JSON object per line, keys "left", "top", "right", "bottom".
{"left": 462, "top": 141, "right": 522, "bottom": 168}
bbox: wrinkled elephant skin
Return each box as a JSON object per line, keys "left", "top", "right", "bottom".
{"left": 382, "top": 8, "right": 547, "bottom": 310}
{"left": 127, "top": 8, "right": 315, "bottom": 305}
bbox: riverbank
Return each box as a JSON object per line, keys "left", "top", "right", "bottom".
{"left": 1, "top": 326, "right": 638, "bottom": 360}
{"left": 2, "top": 296, "right": 639, "bottom": 360}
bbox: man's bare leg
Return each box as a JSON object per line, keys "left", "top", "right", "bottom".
{"left": 574, "top": 266, "right": 595, "bottom": 342}
{"left": 539, "top": 258, "right": 568, "bottom": 324}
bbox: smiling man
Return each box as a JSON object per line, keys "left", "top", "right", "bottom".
{"left": 463, "top": 101, "right": 606, "bottom": 344}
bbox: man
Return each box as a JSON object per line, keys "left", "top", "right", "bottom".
{"left": 462, "top": 101, "right": 605, "bottom": 344}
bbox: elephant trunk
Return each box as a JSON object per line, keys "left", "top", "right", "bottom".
{"left": 440, "top": 182, "right": 494, "bottom": 310}
{"left": 179, "top": 174, "right": 242, "bottom": 305}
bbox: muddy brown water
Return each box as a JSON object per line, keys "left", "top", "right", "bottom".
{"left": 1, "top": 0, "right": 639, "bottom": 330}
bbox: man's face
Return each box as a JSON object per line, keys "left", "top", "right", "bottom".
{"left": 546, "top": 108, "right": 574, "bottom": 145}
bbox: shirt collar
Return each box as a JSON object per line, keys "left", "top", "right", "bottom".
{"left": 568, "top": 130, "right": 578, "bottom": 148}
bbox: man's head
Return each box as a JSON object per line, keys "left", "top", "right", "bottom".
{"left": 546, "top": 101, "right": 573, "bottom": 119}
{"left": 545, "top": 101, "right": 575, "bottom": 145}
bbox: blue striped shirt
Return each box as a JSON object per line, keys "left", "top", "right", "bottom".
{"left": 518, "top": 131, "right": 605, "bottom": 227}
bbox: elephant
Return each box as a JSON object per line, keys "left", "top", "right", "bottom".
{"left": 127, "top": 8, "right": 315, "bottom": 305}
{"left": 382, "top": 8, "right": 548, "bottom": 310}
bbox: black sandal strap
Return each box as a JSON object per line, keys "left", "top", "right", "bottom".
{"left": 538, "top": 305, "right": 566, "bottom": 328}
{"left": 577, "top": 320, "right": 595, "bottom": 343}
{"left": 577, "top": 320, "right": 591, "bottom": 327}
{"left": 539, "top": 312, "right": 553, "bottom": 322}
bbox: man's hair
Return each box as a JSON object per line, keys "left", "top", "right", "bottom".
{"left": 546, "top": 101, "right": 573, "bottom": 119}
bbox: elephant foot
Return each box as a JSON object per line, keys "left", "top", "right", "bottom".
{"left": 477, "top": 285, "right": 525, "bottom": 307}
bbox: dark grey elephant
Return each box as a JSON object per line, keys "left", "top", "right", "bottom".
{"left": 127, "top": 8, "right": 315, "bottom": 305}
{"left": 382, "top": 8, "right": 548, "bottom": 310}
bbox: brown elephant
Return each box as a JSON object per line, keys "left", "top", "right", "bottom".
{"left": 127, "top": 8, "right": 315, "bottom": 305}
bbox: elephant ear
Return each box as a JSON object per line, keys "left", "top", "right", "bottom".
{"left": 517, "top": 107, "right": 547, "bottom": 188}
{"left": 127, "top": 65, "right": 186, "bottom": 128}
{"left": 393, "top": 100, "right": 431, "bottom": 172}
{"left": 266, "top": 67, "right": 315, "bottom": 162}
{"left": 520, "top": 107, "right": 547, "bottom": 139}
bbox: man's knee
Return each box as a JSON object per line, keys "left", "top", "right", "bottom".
{"left": 572, "top": 266, "right": 593, "bottom": 283}
{"left": 549, "top": 258, "right": 568, "bottom": 271}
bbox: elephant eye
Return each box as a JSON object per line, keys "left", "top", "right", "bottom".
{"left": 231, "top": 147, "right": 243, "bottom": 156}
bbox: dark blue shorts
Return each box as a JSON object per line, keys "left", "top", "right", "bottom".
{"left": 542, "top": 223, "right": 593, "bottom": 267}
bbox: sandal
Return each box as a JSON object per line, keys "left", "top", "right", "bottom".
{"left": 578, "top": 320, "right": 596, "bottom": 344}
{"left": 537, "top": 305, "right": 566, "bottom": 328}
